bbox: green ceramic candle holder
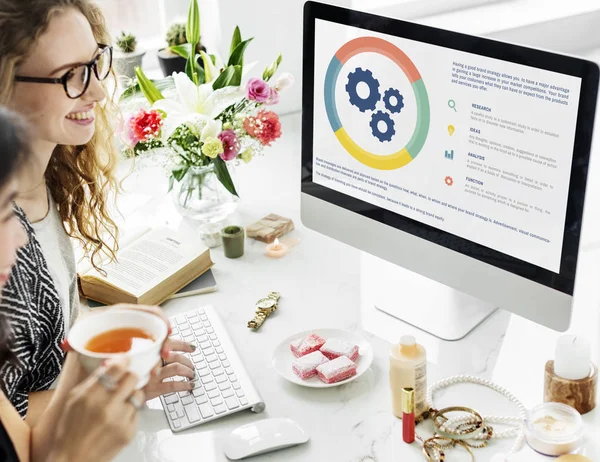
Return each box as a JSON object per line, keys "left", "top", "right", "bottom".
{"left": 221, "top": 225, "right": 245, "bottom": 258}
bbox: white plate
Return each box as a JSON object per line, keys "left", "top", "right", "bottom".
{"left": 272, "top": 328, "right": 374, "bottom": 388}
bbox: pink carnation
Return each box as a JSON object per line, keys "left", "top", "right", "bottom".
{"left": 128, "top": 109, "right": 162, "bottom": 143}
{"left": 218, "top": 129, "right": 240, "bottom": 161}
{"left": 246, "top": 78, "right": 271, "bottom": 103}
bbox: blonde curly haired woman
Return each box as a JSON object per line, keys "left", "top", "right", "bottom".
{"left": 0, "top": 0, "right": 196, "bottom": 423}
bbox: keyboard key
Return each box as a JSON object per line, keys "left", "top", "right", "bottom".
{"left": 225, "top": 367, "right": 234, "bottom": 375}
{"left": 225, "top": 397, "right": 239, "bottom": 410}
{"left": 200, "top": 341, "right": 211, "bottom": 350}
{"left": 236, "top": 389, "right": 245, "bottom": 398}
{"left": 198, "top": 334, "right": 209, "bottom": 343}
{"left": 167, "top": 404, "right": 175, "bottom": 412}
{"left": 191, "top": 349, "right": 203, "bottom": 358}
{"left": 210, "top": 363, "right": 222, "bottom": 371}
{"left": 183, "top": 335, "right": 194, "bottom": 343}
{"left": 230, "top": 375, "right": 238, "bottom": 383}
{"left": 184, "top": 404, "right": 201, "bottom": 423}
{"left": 203, "top": 347, "right": 214, "bottom": 356}
{"left": 219, "top": 382, "right": 231, "bottom": 391}
{"left": 181, "top": 395, "right": 194, "bottom": 405}
{"left": 203, "top": 321, "right": 211, "bottom": 328}
{"left": 199, "top": 404, "right": 213, "bottom": 419}
{"left": 215, "top": 347, "right": 224, "bottom": 354}
{"left": 222, "top": 360, "right": 230, "bottom": 368}
{"left": 200, "top": 314, "right": 208, "bottom": 321}
{"left": 222, "top": 389, "right": 234, "bottom": 398}
{"left": 192, "top": 388, "right": 205, "bottom": 397}
{"left": 196, "top": 395, "right": 208, "bottom": 405}
{"left": 212, "top": 340, "right": 221, "bottom": 347}
{"left": 205, "top": 354, "right": 217, "bottom": 363}
{"left": 207, "top": 389, "right": 219, "bottom": 399}
{"left": 205, "top": 382, "right": 217, "bottom": 391}
{"left": 193, "top": 356, "right": 205, "bottom": 365}
{"left": 216, "top": 375, "right": 227, "bottom": 384}
{"left": 173, "top": 420, "right": 181, "bottom": 429}
{"left": 214, "top": 404, "right": 226, "bottom": 414}
{"left": 213, "top": 368, "right": 224, "bottom": 376}
{"left": 176, "top": 315, "right": 187, "bottom": 325}
{"left": 186, "top": 312, "right": 199, "bottom": 320}
{"left": 174, "top": 403, "right": 185, "bottom": 418}
{"left": 165, "top": 395, "right": 179, "bottom": 404}
{"left": 180, "top": 328, "right": 192, "bottom": 337}
{"left": 210, "top": 397, "right": 223, "bottom": 406}
{"left": 198, "top": 369, "right": 211, "bottom": 378}
{"left": 218, "top": 353, "right": 227, "bottom": 361}
{"left": 209, "top": 334, "right": 218, "bottom": 341}
{"left": 206, "top": 327, "right": 214, "bottom": 334}
{"left": 170, "top": 411, "right": 178, "bottom": 420}
{"left": 201, "top": 376, "right": 214, "bottom": 385}
{"left": 232, "top": 383, "right": 241, "bottom": 390}
{"left": 240, "top": 397, "right": 248, "bottom": 406}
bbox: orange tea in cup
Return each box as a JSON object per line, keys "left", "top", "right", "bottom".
{"left": 85, "top": 327, "right": 155, "bottom": 354}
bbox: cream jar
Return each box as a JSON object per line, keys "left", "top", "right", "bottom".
{"left": 525, "top": 403, "right": 584, "bottom": 456}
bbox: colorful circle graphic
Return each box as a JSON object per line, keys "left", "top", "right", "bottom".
{"left": 324, "top": 37, "right": 430, "bottom": 170}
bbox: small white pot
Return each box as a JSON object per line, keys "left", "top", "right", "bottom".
{"left": 113, "top": 49, "right": 146, "bottom": 81}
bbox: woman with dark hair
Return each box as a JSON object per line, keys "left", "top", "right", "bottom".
{"left": 0, "top": 106, "right": 163, "bottom": 462}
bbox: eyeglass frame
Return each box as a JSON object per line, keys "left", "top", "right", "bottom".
{"left": 14, "top": 44, "right": 113, "bottom": 99}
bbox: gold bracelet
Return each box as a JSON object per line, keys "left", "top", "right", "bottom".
{"left": 432, "top": 406, "right": 485, "bottom": 441}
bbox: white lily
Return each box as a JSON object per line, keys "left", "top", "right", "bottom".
{"left": 153, "top": 72, "right": 244, "bottom": 140}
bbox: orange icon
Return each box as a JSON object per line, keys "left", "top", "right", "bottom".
{"left": 445, "top": 176, "right": 453, "bottom": 186}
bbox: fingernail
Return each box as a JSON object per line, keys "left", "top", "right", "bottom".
{"left": 188, "top": 382, "right": 194, "bottom": 390}
{"left": 189, "top": 343, "right": 197, "bottom": 351}
{"left": 60, "top": 339, "right": 71, "bottom": 352}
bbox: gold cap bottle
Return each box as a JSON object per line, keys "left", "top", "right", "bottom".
{"left": 402, "top": 387, "right": 415, "bottom": 413}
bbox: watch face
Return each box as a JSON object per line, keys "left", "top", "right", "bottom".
{"left": 257, "top": 298, "right": 276, "bottom": 309}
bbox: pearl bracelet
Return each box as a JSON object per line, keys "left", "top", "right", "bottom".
{"left": 427, "top": 375, "right": 527, "bottom": 454}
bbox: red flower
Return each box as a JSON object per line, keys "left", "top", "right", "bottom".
{"left": 242, "top": 110, "right": 282, "bottom": 146}
{"left": 129, "top": 109, "right": 163, "bottom": 143}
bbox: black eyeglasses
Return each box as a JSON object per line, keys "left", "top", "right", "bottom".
{"left": 15, "top": 44, "right": 113, "bottom": 99}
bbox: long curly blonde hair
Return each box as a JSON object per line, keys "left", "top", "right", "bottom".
{"left": 0, "top": 0, "right": 119, "bottom": 267}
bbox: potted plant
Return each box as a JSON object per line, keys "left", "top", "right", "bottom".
{"left": 113, "top": 31, "right": 145, "bottom": 81}
{"left": 157, "top": 22, "right": 206, "bottom": 77}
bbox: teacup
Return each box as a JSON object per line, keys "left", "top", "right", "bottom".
{"left": 68, "top": 309, "right": 168, "bottom": 388}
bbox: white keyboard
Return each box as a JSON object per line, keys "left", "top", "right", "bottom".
{"left": 160, "top": 306, "right": 265, "bottom": 432}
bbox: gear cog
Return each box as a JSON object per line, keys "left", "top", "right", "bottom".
{"left": 383, "top": 88, "right": 404, "bottom": 114}
{"left": 346, "top": 68, "right": 381, "bottom": 112}
{"left": 370, "top": 111, "right": 395, "bottom": 142}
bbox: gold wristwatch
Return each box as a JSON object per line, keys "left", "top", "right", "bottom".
{"left": 248, "top": 292, "right": 280, "bottom": 330}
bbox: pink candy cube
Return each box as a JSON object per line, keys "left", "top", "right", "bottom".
{"left": 290, "top": 334, "right": 326, "bottom": 358}
{"left": 316, "top": 356, "right": 357, "bottom": 384}
{"left": 292, "top": 351, "right": 330, "bottom": 379}
{"left": 320, "top": 338, "right": 359, "bottom": 362}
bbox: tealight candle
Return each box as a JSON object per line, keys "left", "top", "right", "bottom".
{"left": 265, "top": 238, "right": 288, "bottom": 258}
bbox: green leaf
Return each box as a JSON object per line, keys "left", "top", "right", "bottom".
{"left": 170, "top": 44, "right": 191, "bottom": 60}
{"left": 186, "top": 57, "right": 198, "bottom": 85}
{"left": 227, "top": 38, "right": 253, "bottom": 68}
{"left": 119, "top": 76, "right": 173, "bottom": 102}
{"left": 213, "top": 156, "right": 239, "bottom": 197}
{"left": 193, "top": 55, "right": 206, "bottom": 84}
{"left": 212, "top": 66, "right": 235, "bottom": 90}
{"left": 229, "top": 26, "right": 242, "bottom": 57}
{"left": 186, "top": 0, "right": 201, "bottom": 47}
{"left": 172, "top": 166, "right": 189, "bottom": 182}
{"left": 200, "top": 51, "right": 213, "bottom": 82}
{"left": 167, "top": 175, "right": 175, "bottom": 193}
{"left": 230, "top": 65, "right": 242, "bottom": 87}
{"left": 134, "top": 66, "right": 164, "bottom": 104}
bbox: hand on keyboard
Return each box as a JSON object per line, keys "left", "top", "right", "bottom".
{"left": 144, "top": 338, "right": 196, "bottom": 400}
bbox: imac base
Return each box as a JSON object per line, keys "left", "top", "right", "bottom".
{"left": 361, "top": 253, "right": 498, "bottom": 341}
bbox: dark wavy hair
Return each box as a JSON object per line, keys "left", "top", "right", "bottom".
{"left": 0, "top": 105, "right": 30, "bottom": 366}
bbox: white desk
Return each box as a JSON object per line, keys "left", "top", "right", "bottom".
{"left": 113, "top": 113, "right": 599, "bottom": 462}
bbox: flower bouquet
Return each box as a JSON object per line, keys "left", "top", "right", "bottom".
{"left": 120, "top": 0, "right": 293, "bottom": 222}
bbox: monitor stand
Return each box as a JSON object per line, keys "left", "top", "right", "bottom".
{"left": 360, "top": 253, "right": 498, "bottom": 341}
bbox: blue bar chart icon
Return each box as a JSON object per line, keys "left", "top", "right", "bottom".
{"left": 445, "top": 149, "right": 454, "bottom": 160}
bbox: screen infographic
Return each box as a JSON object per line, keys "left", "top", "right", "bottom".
{"left": 313, "top": 20, "right": 582, "bottom": 272}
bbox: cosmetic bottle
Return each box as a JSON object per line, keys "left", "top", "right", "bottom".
{"left": 390, "top": 335, "right": 427, "bottom": 418}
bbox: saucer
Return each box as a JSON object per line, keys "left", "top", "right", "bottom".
{"left": 272, "top": 328, "right": 374, "bottom": 388}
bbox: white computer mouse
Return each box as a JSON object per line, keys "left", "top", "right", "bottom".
{"left": 223, "top": 418, "right": 310, "bottom": 460}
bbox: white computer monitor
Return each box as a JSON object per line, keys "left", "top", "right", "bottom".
{"left": 300, "top": 2, "right": 599, "bottom": 340}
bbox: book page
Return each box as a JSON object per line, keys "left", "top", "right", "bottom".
{"left": 85, "top": 228, "right": 207, "bottom": 297}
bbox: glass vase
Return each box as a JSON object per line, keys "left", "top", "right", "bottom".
{"left": 171, "top": 164, "right": 238, "bottom": 224}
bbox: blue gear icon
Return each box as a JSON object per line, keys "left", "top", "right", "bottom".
{"left": 383, "top": 88, "right": 404, "bottom": 114}
{"left": 346, "top": 68, "right": 381, "bottom": 112}
{"left": 370, "top": 111, "right": 395, "bottom": 142}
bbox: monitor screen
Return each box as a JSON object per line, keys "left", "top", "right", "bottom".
{"left": 302, "top": 4, "right": 598, "bottom": 295}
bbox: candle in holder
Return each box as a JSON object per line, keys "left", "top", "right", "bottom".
{"left": 265, "top": 238, "right": 289, "bottom": 258}
{"left": 221, "top": 225, "right": 245, "bottom": 259}
{"left": 554, "top": 335, "right": 590, "bottom": 380}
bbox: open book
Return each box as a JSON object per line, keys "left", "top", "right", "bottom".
{"left": 79, "top": 227, "right": 214, "bottom": 306}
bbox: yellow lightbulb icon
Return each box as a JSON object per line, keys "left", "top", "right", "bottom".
{"left": 448, "top": 125, "right": 455, "bottom": 136}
